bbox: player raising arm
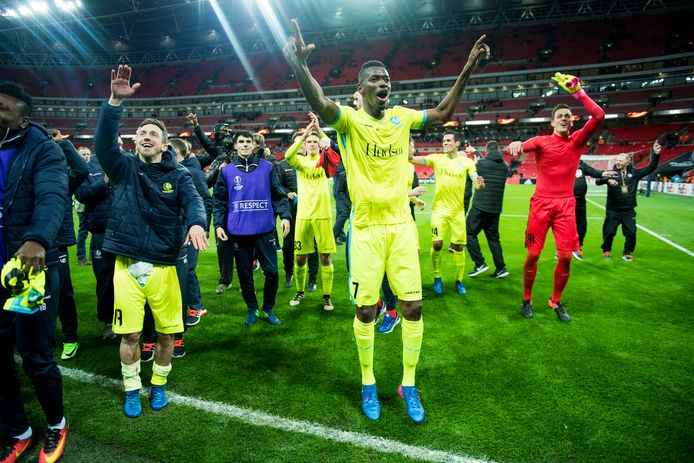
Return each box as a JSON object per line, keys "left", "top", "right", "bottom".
{"left": 507, "top": 72, "right": 605, "bottom": 322}
{"left": 284, "top": 18, "right": 489, "bottom": 423}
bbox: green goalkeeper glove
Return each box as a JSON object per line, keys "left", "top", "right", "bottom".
{"left": 551, "top": 72, "right": 586, "bottom": 99}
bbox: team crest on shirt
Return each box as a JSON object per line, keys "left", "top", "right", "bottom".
{"left": 162, "top": 182, "right": 174, "bottom": 194}
{"left": 389, "top": 116, "right": 401, "bottom": 127}
{"left": 233, "top": 176, "right": 243, "bottom": 191}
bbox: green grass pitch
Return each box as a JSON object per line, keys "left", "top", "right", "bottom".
{"left": 12, "top": 185, "right": 694, "bottom": 462}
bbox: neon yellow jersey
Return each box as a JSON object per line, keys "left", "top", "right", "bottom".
{"left": 328, "top": 105, "right": 426, "bottom": 225}
{"left": 425, "top": 153, "right": 477, "bottom": 214}
{"left": 284, "top": 140, "right": 333, "bottom": 220}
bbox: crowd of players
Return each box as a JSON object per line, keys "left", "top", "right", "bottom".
{"left": 0, "top": 18, "right": 662, "bottom": 463}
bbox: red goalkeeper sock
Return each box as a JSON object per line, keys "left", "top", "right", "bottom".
{"left": 551, "top": 251, "right": 572, "bottom": 304}
{"left": 523, "top": 248, "right": 541, "bottom": 301}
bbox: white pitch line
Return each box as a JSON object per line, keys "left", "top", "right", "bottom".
{"left": 59, "top": 366, "right": 497, "bottom": 463}
{"left": 586, "top": 198, "right": 694, "bottom": 257}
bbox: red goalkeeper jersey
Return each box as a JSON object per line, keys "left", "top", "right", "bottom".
{"left": 521, "top": 94, "right": 604, "bottom": 199}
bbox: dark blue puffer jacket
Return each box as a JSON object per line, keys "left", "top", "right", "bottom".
{"left": 74, "top": 157, "right": 113, "bottom": 233}
{"left": 55, "top": 139, "right": 89, "bottom": 247}
{"left": 1, "top": 123, "right": 68, "bottom": 266}
{"left": 94, "top": 101, "right": 206, "bottom": 265}
{"left": 181, "top": 155, "right": 212, "bottom": 230}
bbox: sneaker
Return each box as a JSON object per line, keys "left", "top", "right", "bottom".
{"left": 244, "top": 308, "right": 258, "bottom": 326}
{"left": 322, "top": 295, "right": 334, "bottom": 311}
{"left": 520, "top": 300, "right": 533, "bottom": 319}
{"left": 447, "top": 243, "right": 454, "bottom": 253}
{"left": 468, "top": 263, "right": 490, "bottom": 277}
{"left": 603, "top": 251, "right": 612, "bottom": 259}
{"left": 252, "top": 259, "right": 260, "bottom": 271}
{"left": 185, "top": 307, "right": 207, "bottom": 327}
{"left": 258, "top": 310, "right": 282, "bottom": 326}
{"left": 454, "top": 280, "right": 466, "bottom": 295}
{"left": 491, "top": 267, "right": 510, "bottom": 278}
{"left": 307, "top": 281, "right": 317, "bottom": 293}
{"left": 124, "top": 390, "right": 141, "bottom": 418}
{"left": 150, "top": 385, "right": 168, "bottom": 411}
{"left": 1, "top": 435, "right": 34, "bottom": 463}
{"left": 433, "top": 277, "right": 443, "bottom": 295}
{"left": 622, "top": 253, "right": 633, "bottom": 262}
{"left": 549, "top": 300, "right": 571, "bottom": 322}
{"left": 377, "top": 313, "right": 401, "bottom": 334}
{"left": 141, "top": 342, "right": 155, "bottom": 363}
{"left": 289, "top": 292, "right": 304, "bottom": 306}
{"left": 361, "top": 384, "right": 381, "bottom": 420}
{"left": 398, "top": 384, "right": 425, "bottom": 423}
{"left": 102, "top": 323, "right": 116, "bottom": 340}
{"left": 215, "top": 283, "right": 227, "bottom": 294}
{"left": 572, "top": 249, "right": 585, "bottom": 261}
{"left": 284, "top": 274, "right": 294, "bottom": 288}
{"left": 39, "top": 422, "right": 68, "bottom": 463}
{"left": 172, "top": 337, "right": 185, "bottom": 358}
{"left": 60, "top": 342, "right": 78, "bottom": 361}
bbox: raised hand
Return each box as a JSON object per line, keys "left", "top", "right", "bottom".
{"left": 466, "top": 35, "right": 490, "bottom": 70}
{"left": 551, "top": 72, "right": 585, "bottom": 99}
{"left": 186, "top": 113, "right": 199, "bottom": 127}
{"left": 283, "top": 19, "right": 315, "bottom": 67}
{"left": 110, "top": 65, "right": 141, "bottom": 103}
{"left": 653, "top": 140, "right": 662, "bottom": 155}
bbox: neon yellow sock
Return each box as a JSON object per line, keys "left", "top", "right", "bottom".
{"left": 295, "top": 262, "right": 307, "bottom": 292}
{"left": 401, "top": 318, "right": 423, "bottom": 387}
{"left": 453, "top": 249, "right": 466, "bottom": 282}
{"left": 353, "top": 316, "right": 376, "bottom": 385}
{"left": 121, "top": 360, "right": 142, "bottom": 392}
{"left": 321, "top": 263, "right": 333, "bottom": 296}
{"left": 151, "top": 362, "right": 172, "bottom": 386}
{"left": 431, "top": 246, "right": 442, "bottom": 278}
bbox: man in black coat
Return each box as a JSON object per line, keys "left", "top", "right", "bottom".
{"left": 596, "top": 140, "right": 661, "bottom": 261}
{"left": 0, "top": 81, "right": 70, "bottom": 463}
{"left": 466, "top": 141, "right": 509, "bottom": 278}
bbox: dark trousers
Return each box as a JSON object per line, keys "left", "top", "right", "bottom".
{"left": 233, "top": 231, "right": 279, "bottom": 312}
{"left": 90, "top": 233, "right": 116, "bottom": 324}
{"left": 76, "top": 211, "right": 89, "bottom": 260}
{"left": 575, "top": 197, "right": 587, "bottom": 247}
{"left": 56, "top": 247, "right": 78, "bottom": 343}
{"left": 186, "top": 245, "right": 203, "bottom": 311}
{"left": 601, "top": 208, "right": 637, "bottom": 254}
{"left": 0, "top": 267, "right": 63, "bottom": 435}
{"left": 143, "top": 251, "right": 189, "bottom": 342}
{"left": 381, "top": 273, "right": 397, "bottom": 309}
{"left": 282, "top": 216, "right": 319, "bottom": 283}
{"left": 333, "top": 198, "right": 351, "bottom": 242}
{"left": 466, "top": 207, "right": 505, "bottom": 270}
{"left": 217, "top": 237, "right": 234, "bottom": 286}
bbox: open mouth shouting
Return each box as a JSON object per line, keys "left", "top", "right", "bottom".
{"left": 376, "top": 88, "right": 389, "bottom": 105}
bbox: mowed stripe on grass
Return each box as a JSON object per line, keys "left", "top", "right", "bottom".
{"left": 60, "top": 366, "right": 498, "bottom": 463}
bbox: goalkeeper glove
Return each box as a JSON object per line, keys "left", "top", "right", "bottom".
{"left": 551, "top": 72, "right": 586, "bottom": 99}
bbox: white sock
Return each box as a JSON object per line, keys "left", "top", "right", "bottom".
{"left": 47, "top": 416, "right": 66, "bottom": 430}
{"left": 14, "top": 427, "right": 32, "bottom": 440}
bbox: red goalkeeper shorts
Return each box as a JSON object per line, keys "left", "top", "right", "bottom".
{"left": 525, "top": 196, "right": 579, "bottom": 252}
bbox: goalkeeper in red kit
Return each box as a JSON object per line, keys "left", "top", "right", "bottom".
{"left": 508, "top": 72, "right": 604, "bottom": 322}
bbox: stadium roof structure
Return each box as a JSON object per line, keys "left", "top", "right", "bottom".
{"left": 1, "top": 0, "right": 692, "bottom": 67}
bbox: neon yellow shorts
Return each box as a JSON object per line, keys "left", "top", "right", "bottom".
{"left": 112, "top": 256, "right": 183, "bottom": 335}
{"left": 349, "top": 222, "right": 422, "bottom": 306}
{"left": 431, "top": 209, "right": 467, "bottom": 245}
{"left": 295, "top": 218, "right": 336, "bottom": 255}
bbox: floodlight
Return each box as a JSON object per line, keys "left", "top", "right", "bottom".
{"left": 30, "top": 1, "right": 49, "bottom": 13}
{"left": 2, "top": 8, "right": 18, "bottom": 16}
{"left": 18, "top": 5, "right": 32, "bottom": 15}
